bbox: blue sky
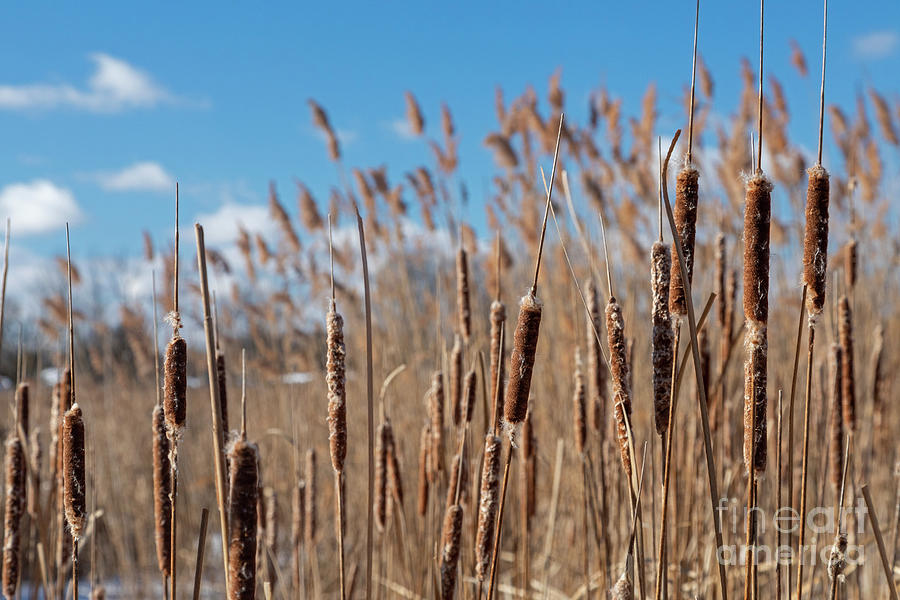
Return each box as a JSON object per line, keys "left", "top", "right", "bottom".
{"left": 1, "top": 1, "right": 898, "bottom": 269}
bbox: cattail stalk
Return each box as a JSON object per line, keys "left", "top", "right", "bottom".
{"left": 227, "top": 439, "right": 259, "bottom": 599}
{"left": 2, "top": 435, "right": 26, "bottom": 599}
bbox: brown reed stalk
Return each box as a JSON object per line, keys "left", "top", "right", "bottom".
{"left": 27, "top": 429, "right": 40, "bottom": 520}
{"left": 445, "top": 450, "right": 468, "bottom": 513}
{"left": 457, "top": 247, "right": 471, "bottom": 343}
{"left": 462, "top": 369, "right": 477, "bottom": 426}
{"left": 216, "top": 350, "right": 229, "bottom": 435}
{"left": 227, "top": 439, "right": 259, "bottom": 600}
{"left": 573, "top": 347, "right": 587, "bottom": 455}
{"left": 2, "top": 434, "right": 26, "bottom": 599}
{"left": 304, "top": 449, "right": 317, "bottom": 548}
{"left": 844, "top": 239, "right": 857, "bottom": 291}
{"left": 15, "top": 383, "right": 28, "bottom": 438}
{"left": 651, "top": 241, "right": 673, "bottom": 436}
{"left": 872, "top": 324, "right": 885, "bottom": 435}
{"left": 429, "top": 372, "right": 445, "bottom": 474}
{"left": 417, "top": 423, "right": 430, "bottom": 518}
{"left": 668, "top": 165, "right": 699, "bottom": 318}
{"left": 264, "top": 487, "right": 278, "bottom": 588}
{"left": 860, "top": 485, "right": 900, "bottom": 600}
{"left": 837, "top": 295, "right": 855, "bottom": 432}
{"left": 375, "top": 423, "right": 389, "bottom": 532}
{"left": 450, "top": 334, "right": 464, "bottom": 427}
{"left": 291, "top": 480, "right": 305, "bottom": 593}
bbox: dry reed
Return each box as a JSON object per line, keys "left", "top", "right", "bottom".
{"left": 872, "top": 324, "right": 885, "bottom": 434}
{"left": 450, "top": 334, "right": 463, "bottom": 427}
{"left": 416, "top": 423, "right": 430, "bottom": 517}
{"left": 572, "top": 347, "right": 587, "bottom": 454}
{"left": 14, "top": 383, "right": 28, "bottom": 436}
{"left": 216, "top": 350, "right": 229, "bottom": 434}
{"left": 828, "top": 343, "right": 844, "bottom": 490}
{"left": 291, "top": 480, "right": 305, "bottom": 589}
{"left": 374, "top": 422, "right": 388, "bottom": 532}
{"left": 2, "top": 434, "right": 25, "bottom": 599}
{"left": 650, "top": 241, "right": 673, "bottom": 435}
{"left": 384, "top": 420, "right": 403, "bottom": 509}
{"left": 844, "top": 239, "right": 857, "bottom": 291}
{"left": 462, "top": 369, "right": 476, "bottom": 425}
{"left": 429, "top": 372, "right": 444, "bottom": 472}
{"left": 264, "top": 487, "right": 278, "bottom": 587}
{"left": 457, "top": 248, "right": 471, "bottom": 342}
{"left": 26, "top": 430, "right": 40, "bottom": 519}
{"left": 304, "top": 449, "right": 317, "bottom": 547}
{"left": 838, "top": 295, "right": 855, "bottom": 432}
{"left": 227, "top": 439, "right": 259, "bottom": 600}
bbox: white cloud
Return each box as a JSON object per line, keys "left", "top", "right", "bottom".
{"left": 853, "top": 31, "right": 899, "bottom": 60}
{"left": 194, "top": 203, "right": 276, "bottom": 245}
{"left": 0, "top": 180, "right": 82, "bottom": 235}
{"left": 387, "top": 118, "right": 417, "bottom": 141}
{"left": 93, "top": 161, "right": 174, "bottom": 192}
{"left": 0, "top": 53, "right": 190, "bottom": 112}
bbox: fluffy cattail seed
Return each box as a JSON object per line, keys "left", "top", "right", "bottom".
{"left": 326, "top": 302, "right": 347, "bottom": 473}
{"left": 490, "top": 301, "right": 506, "bottom": 403}
{"left": 152, "top": 404, "right": 172, "bottom": 577}
{"left": 838, "top": 296, "right": 855, "bottom": 432}
{"left": 607, "top": 297, "right": 633, "bottom": 477}
{"left": 304, "top": 449, "right": 317, "bottom": 546}
{"left": 669, "top": 165, "right": 699, "bottom": 317}
{"left": 14, "top": 383, "right": 28, "bottom": 436}
{"left": 457, "top": 248, "right": 471, "bottom": 342}
{"left": 828, "top": 344, "right": 844, "bottom": 490}
{"left": 802, "top": 166, "right": 830, "bottom": 320}
{"left": 572, "top": 348, "right": 587, "bottom": 454}
{"left": 504, "top": 294, "right": 542, "bottom": 438}
{"left": 844, "top": 239, "right": 857, "bottom": 291}
{"left": 474, "top": 434, "right": 502, "bottom": 582}
{"left": 651, "top": 242, "right": 674, "bottom": 435}
{"left": 417, "top": 423, "right": 430, "bottom": 517}
{"left": 439, "top": 504, "right": 463, "bottom": 600}
{"left": 63, "top": 404, "right": 86, "bottom": 540}
{"left": 585, "top": 279, "right": 607, "bottom": 425}
{"left": 2, "top": 435, "right": 26, "bottom": 599}
{"left": 449, "top": 334, "right": 463, "bottom": 427}
{"left": 375, "top": 422, "right": 389, "bottom": 532}
{"left": 163, "top": 336, "right": 187, "bottom": 433}
{"left": 429, "top": 372, "right": 444, "bottom": 473}
{"left": 227, "top": 439, "right": 259, "bottom": 600}
{"left": 216, "top": 350, "right": 229, "bottom": 434}
{"left": 827, "top": 533, "right": 848, "bottom": 583}
{"left": 611, "top": 570, "right": 633, "bottom": 600}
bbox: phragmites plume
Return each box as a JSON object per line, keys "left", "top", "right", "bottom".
{"left": 802, "top": 165, "right": 830, "bottom": 321}
{"left": 668, "top": 165, "right": 699, "bottom": 317}
{"left": 417, "top": 423, "right": 430, "bottom": 517}
{"left": 449, "top": 334, "right": 463, "bottom": 427}
{"left": 844, "top": 239, "right": 857, "bottom": 291}
{"left": 585, "top": 279, "right": 606, "bottom": 425}
{"left": 828, "top": 344, "right": 844, "bottom": 490}
{"left": 429, "top": 372, "right": 445, "bottom": 473}
{"left": 404, "top": 91, "right": 425, "bottom": 136}
{"left": 62, "top": 403, "right": 86, "bottom": 539}
{"left": 457, "top": 247, "right": 471, "bottom": 343}
{"left": 152, "top": 405, "right": 172, "bottom": 577}
{"left": 503, "top": 293, "right": 542, "bottom": 443}
{"left": 326, "top": 300, "right": 347, "bottom": 473}
{"left": 489, "top": 300, "right": 506, "bottom": 405}
{"left": 2, "top": 434, "right": 26, "bottom": 599}
{"left": 163, "top": 336, "right": 187, "bottom": 435}
{"left": 838, "top": 296, "right": 856, "bottom": 432}
{"left": 374, "top": 422, "right": 389, "bottom": 532}
{"left": 462, "top": 369, "right": 476, "bottom": 425}
{"left": 607, "top": 297, "right": 633, "bottom": 477}
{"left": 227, "top": 439, "right": 259, "bottom": 600}
{"left": 304, "top": 449, "right": 317, "bottom": 546}
{"left": 742, "top": 173, "right": 772, "bottom": 473}
{"left": 14, "top": 383, "right": 28, "bottom": 435}
{"left": 439, "top": 504, "right": 463, "bottom": 600}
{"left": 474, "top": 433, "right": 502, "bottom": 582}
{"left": 651, "top": 241, "right": 674, "bottom": 435}
{"left": 572, "top": 347, "right": 587, "bottom": 455}
{"left": 308, "top": 99, "right": 340, "bottom": 161}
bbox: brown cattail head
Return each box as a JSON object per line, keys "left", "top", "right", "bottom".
{"left": 304, "top": 449, "right": 317, "bottom": 546}
{"left": 291, "top": 479, "right": 305, "bottom": 558}
{"left": 449, "top": 334, "right": 463, "bottom": 427}
{"left": 429, "top": 372, "right": 445, "bottom": 473}
{"left": 802, "top": 166, "right": 830, "bottom": 320}
{"left": 27, "top": 429, "right": 41, "bottom": 518}
{"left": 585, "top": 279, "right": 607, "bottom": 424}
{"left": 14, "top": 383, "right": 28, "bottom": 435}
{"left": 715, "top": 233, "right": 727, "bottom": 328}
{"left": 384, "top": 420, "right": 403, "bottom": 508}
{"left": 611, "top": 569, "right": 633, "bottom": 600}
{"left": 445, "top": 451, "right": 468, "bottom": 511}
{"left": 474, "top": 433, "right": 502, "bottom": 582}
{"left": 651, "top": 242, "right": 674, "bottom": 435}
{"left": 375, "top": 422, "right": 389, "bottom": 532}
{"left": 844, "top": 239, "right": 857, "bottom": 291}
{"left": 742, "top": 325, "right": 768, "bottom": 473}
{"left": 152, "top": 404, "right": 172, "bottom": 577}
{"left": 263, "top": 487, "right": 278, "bottom": 581}
{"left": 457, "top": 248, "right": 471, "bottom": 342}
{"left": 227, "top": 439, "right": 259, "bottom": 600}
{"left": 417, "top": 422, "right": 430, "bottom": 517}
{"left": 725, "top": 268, "right": 738, "bottom": 341}
{"left": 2, "top": 435, "right": 26, "bottom": 599}
{"left": 62, "top": 403, "right": 86, "bottom": 539}
{"left": 607, "top": 297, "right": 633, "bottom": 477}
{"left": 743, "top": 174, "right": 772, "bottom": 326}
{"left": 504, "top": 294, "right": 542, "bottom": 440}
{"left": 572, "top": 347, "right": 587, "bottom": 454}
{"left": 669, "top": 165, "right": 699, "bottom": 317}
{"left": 216, "top": 350, "right": 229, "bottom": 434}
{"left": 326, "top": 303, "right": 347, "bottom": 473}
{"left": 489, "top": 300, "right": 506, "bottom": 406}
{"left": 462, "top": 369, "right": 477, "bottom": 425}
{"left": 838, "top": 295, "right": 856, "bottom": 432}
{"left": 163, "top": 336, "right": 187, "bottom": 434}
{"left": 439, "top": 504, "right": 463, "bottom": 600}
{"left": 828, "top": 343, "right": 844, "bottom": 489}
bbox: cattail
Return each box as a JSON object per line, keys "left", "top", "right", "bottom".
{"left": 291, "top": 480, "right": 305, "bottom": 587}
{"left": 651, "top": 242, "right": 674, "bottom": 435}
{"left": 152, "top": 405, "right": 172, "bottom": 577}
{"left": 216, "top": 350, "right": 229, "bottom": 434}
{"left": 227, "top": 439, "right": 259, "bottom": 600}
{"left": 489, "top": 300, "right": 506, "bottom": 403}
{"left": 838, "top": 296, "right": 855, "bottom": 432}
{"left": 449, "top": 335, "right": 463, "bottom": 427}
{"left": 827, "top": 533, "right": 848, "bottom": 583}
{"left": 50, "top": 383, "right": 61, "bottom": 484}
{"left": 375, "top": 422, "right": 389, "bottom": 532}
{"left": 429, "top": 372, "right": 444, "bottom": 472}
{"left": 326, "top": 301, "right": 347, "bottom": 473}
{"left": 14, "top": 383, "right": 28, "bottom": 436}
{"left": 522, "top": 412, "right": 536, "bottom": 520}
{"left": 872, "top": 325, "right": 885, "bottom": 434}
{"left": 264, "top": 487, "right": 278, "bottom": 586}
{"left": 445, "top": 451, "right": 468, "bottom": 511}
{"left": 611, "top": 569, "right": 633, "bottom": 600}
{"left": 828, "top": 344, "right": 844, "bottom": 489}
{"left": 474, "top": 434, "right": 502, "bottom": 582}
{"left": 607, "top": 297, "right": 633, "bottom": 477}
{"left": 417, "top": 423, "right": 430, "bottom": 517}
{"left": 256, "top": 492, "right": 267, "bottom": 588}
{"left": 163, "top": 336, "right": 187, "bottom": 434}
{"left": 504, "top": 294, "right": 542, "bottom": 440}
{"left": 699, "top": 328, "right": 711, "bottom": 407}
{"left": 462, "top": 369, "right": 476, "bottom": 425}
{"left": 585, "top": 279, "right": 607, "bottom": 423}
{"left": 669, "top": 165, "right": 699, "bottom": 317}
{"left": 457, "top": 248, "right": 471, "bottom": 342}
{"left": 715, "top": 233, "right": 727, "bottom": 328}
{"left": 304, "top": 449, "right": 317, "bottom": 546}
{"left": 90, "top": 586, "right": 106, "bottom": 600}
{"left": 27, "top": 429, "right": 41, "bottom": 518}
{"left": 844, "top": 239, "right": 857, "bottom": 291}
{"left": 2, "top": 435, "right": 25, "bottom": 599}
{"left": 802, "top": 166, "right": 830, "bottom": 320}
{"left": 62, "top": 404, "right": 86, "bottom": 540}
{"left": 439, "top": 504, "right": 463, "bottom": 600}
{"left": 572, "top": 348, "right": 587, "bottom": 454}
{"left": 742, "top": 174, "right": 772, "bottom": 474}
{"left": 384, "top": 420, "right": 404, "bottom": 508}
